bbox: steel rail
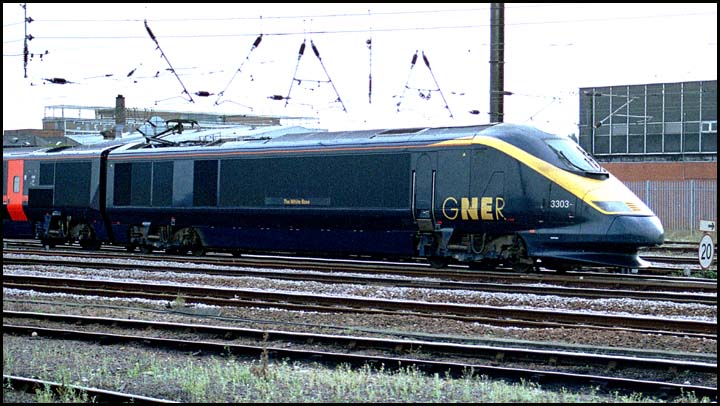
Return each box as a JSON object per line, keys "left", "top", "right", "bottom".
{"left": 3, "top": 374, "right": 177, "bottom": 404}
{"left": 3, "top": 324, "right": 716, "bottom": 401}
{"left": 4, "top": 274, "right": 717, "bottom": 337}
{"left": 4, "top": 241, "right": 715, "bottom": 284}
{"left": 4, "top": 255, "right": 716, "bottom": 302}
{"left": 5, "top": 310, "right": 716, "bottom": 371}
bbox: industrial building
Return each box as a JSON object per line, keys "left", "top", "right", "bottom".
{"left": 579, "top": 80, "right": 717, "bottom": 233}
{"left": 3, "top": 95, "right": 317, "bottom": 148}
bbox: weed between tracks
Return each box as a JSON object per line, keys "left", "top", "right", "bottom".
{"left": 2, "top": 336, "right": 712, "bottom": 403}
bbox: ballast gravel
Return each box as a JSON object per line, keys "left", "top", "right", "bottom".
{"left": 3, "top": 254, "right": 717, "bottom": 402}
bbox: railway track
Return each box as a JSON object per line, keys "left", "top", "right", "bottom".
{"left": 642, "top": 254, "right": 715, "bottom": 266}
{"left": 4, "top": 238, "right": 716, "bottom": 402}
{"left": 3, "top": 312, "right": 716, "bottom": 401}
{"left": 4, "top": 238, "right": 715, "bottom": 276}
{"left": 4, "top": 249, "right": 717, "bottom": 300}
{"left": 7, "top": 310, "right": 715, "bottom": 368}
{"left": 4, "top": 255, "right": 717, "bottom": 304}
{"left": 3, "top": 375, "right": 176, "bottom": 404}
{"left": 4, "top": 274, "right": 716, "bottom": 338}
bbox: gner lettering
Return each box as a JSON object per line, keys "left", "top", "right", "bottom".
{"left": 442, "top": 196, "right": 505, "bottom": 221}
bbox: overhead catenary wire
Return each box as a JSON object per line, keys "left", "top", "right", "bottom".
{"left": 3, "top": 4, "right": 714, "bottom": 131}
{"left": 422, "top": 51, "right": 453, "bottom": 118}
{"left": 283, "top": 38, "right": 347, "bottom": 113}
{"left": 310, "top": 40, "right": 346, "bottom": 113}
{"left": 367, "top": 8, "right": 373, "bottom": 105}
{"left": 396, "top": 50, "right": 419, "bottom": 111}
{"left": 284, "top": 39, "right": 306, "bottom": 107}
{"left": 10, "top": 7, "right": 714, "bottom": 32}
{"left": 215, "top": 34, "right": 263, "bottom": 107}
{"left": 367, "top": 37, "right": 373, "bottom": 104}
{"left": 396, "top": 50, "right": 453, "bottom": 118}
{"left": 144, "top": 19, "right": 194, "bottom": 103}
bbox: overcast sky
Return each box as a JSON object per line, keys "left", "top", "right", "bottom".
{"left": 3, "top": 3, "right": 717, "bottom": 136}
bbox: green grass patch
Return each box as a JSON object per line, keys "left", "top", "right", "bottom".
{"left": 3, "top": 339, "right": 714, "bottom": 403}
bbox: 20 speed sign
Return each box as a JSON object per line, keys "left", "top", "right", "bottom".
{"left": 698, "top": 234, "right": 714, "bottom": 270}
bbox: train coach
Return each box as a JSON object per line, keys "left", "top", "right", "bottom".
{"left": 3, "top": 142, "right": 121, "bottom": 249}
{"left": 3, "top": 122, "right": 664, "bottom": 272}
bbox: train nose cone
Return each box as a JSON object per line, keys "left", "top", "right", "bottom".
{"left": 606, "top": 215, "right": 664, "bottom": 246}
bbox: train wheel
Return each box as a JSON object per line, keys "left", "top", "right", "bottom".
{"left": 428, "top": 256, "right": 450, "bottom": 269}
{"left": 510, "top": 236, "right": 535, "bottom": 273}
{"left": 553, "top": 265, "right": 571, "bottom": 274}
{"left": 191, "top": 246, "right": 206, "bottom": 256}
{"left": 468, "top": 261, "right": 495, "bottom": 271}
{"left": 79, "top": 239, "right": 101, "bottom": 250}
{"left": 511, "top": 261, "right": 533, "bottom": 273}
{"left": 75, "top": 223, "right": 100, "bottom": 251}
{"left": 126, "top": 244, "right": 137, "bottom": 253}
{"left": 140, "top": 245, "right": 154, "bottom": 254}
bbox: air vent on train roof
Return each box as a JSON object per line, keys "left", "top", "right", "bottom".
{"left": 376, "top": 127, "right": 427, "bottom": 136}
{"left": 45, "top": 146, "right": 73, "bottom": 153}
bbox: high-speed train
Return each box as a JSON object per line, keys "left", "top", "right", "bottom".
{"left": 3, "top": 122, "right": 664, "bottom": 271}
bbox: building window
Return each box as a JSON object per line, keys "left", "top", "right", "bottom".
{"left": 13, "top": 176, "right": 20, "bottom": 193}
{"left": 611, "top": 123, "right": 628, "bottom": 135}
{"left": 701, "top": 121, "right": 717, "bottom": 133}
{"left": 664, "top": 122, "right": 682, "bottom": 134}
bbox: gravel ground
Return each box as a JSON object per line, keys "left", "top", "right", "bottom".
{"left": 3, "top": 256, "right": 716, "bottom": 353}
{"left": 4, "top": 258, "right": 717, "bottom": 322}
{"left": 3, "top": 294, "right": 717, "bottom": 356}
{"left": 3, "top": 255, "right": 717, "bottom": 402}
{"left": 4, "top": 306, "right": 717, "bottom": 387}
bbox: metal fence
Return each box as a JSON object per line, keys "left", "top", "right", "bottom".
{"left": 625, "top": 180, "right": 717, "bottom": 232}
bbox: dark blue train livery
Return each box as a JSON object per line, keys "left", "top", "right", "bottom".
{"left": 3, "top": 123, "right": 664, "bottom": 271}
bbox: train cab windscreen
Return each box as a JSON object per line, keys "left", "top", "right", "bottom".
{"left": 545, "top": 139, "right": 608, "bottom": 179}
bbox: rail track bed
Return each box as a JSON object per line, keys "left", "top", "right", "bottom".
{"left": 4, "top": 244, "right": 717, "bottom": 291}
{"left": 4, "top": 311, "right": 717, "bottom": 401}
{"left": 4, "top": 272, "right": 716, "bottom": 337}
{"left": 4, "top": 240, "right": 717, "bottom": 402}
{"left": 4, "top": 238, "right": 716, "bottom": 277}
{"left": 3, "top": 254, "right": 717, "bottom": 306}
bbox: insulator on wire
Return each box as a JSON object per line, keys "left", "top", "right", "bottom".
{"left": 269, "top": 95, "right": 286, "bottom": 100}
{"left": 45, "top": 77, "right": 70, "bottom": 84}
{"left": 144, "top": 20, "right": 156, "bottom": 41}
{"left": 195, "top": 91, "right": 212, "bottom": 97}
{"left": 298, "top": 42, "right": 306, "bottom": 57}
{"left": 422, "top": 52, "right": 431, "bottom": 68}
{"left": 253, "top": 35, "right": 262, "bottom": 48}
{"left": 411, "top": 52, "right": 418, "bottom": 66}
{"left": 311, "top": 42, "right": 320, "bottom": 58}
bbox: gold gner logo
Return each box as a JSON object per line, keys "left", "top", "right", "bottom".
{"left": 442, "top": 196, "right": 505, "bottom": 221}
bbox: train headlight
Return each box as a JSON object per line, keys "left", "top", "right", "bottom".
{"left": 592, "top": 201, "right": 638, "bottom": 213}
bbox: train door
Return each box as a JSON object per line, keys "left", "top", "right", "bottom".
{"left": 5, "top": 160, "right": 28, "bottom": 221}
{"left": 470, "top": 147, "right": 505, "bottom": 231}
{"left": 413, "top": 153, "right": 435, "bottom": 231}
